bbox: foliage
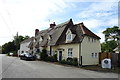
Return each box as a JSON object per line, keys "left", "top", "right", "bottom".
{"left": 2, "top": 41, "right": 16, "bottom": 54}
{"left": 40, "top": 49, "right": 48, "bottom": 61}
{"left": 102, "top": 26, "right": 120, "bottom": 42}
{"left": 42, "top": 52, "right": 57, "bottom": 62}
{"left": 101, "top": 40, "right": 117, "bottom": 52}
{"left": 2, "top": 32, "right": 30, "bottom": 54}
{"left": 59, "top": 57, "right": 78, "bottom": 66}
{"left": 101, "top": 26, "right": 120, "bottom": 52}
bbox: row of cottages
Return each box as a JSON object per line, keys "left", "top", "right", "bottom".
{"left": 20, "top": 19, "right": 101, "bottom": 66}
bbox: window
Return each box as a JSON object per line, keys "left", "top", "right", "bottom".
{"left": 91, "top": 53, "right": 94, "bottom": 58}
{"left": 39, "top": 36, "right": 43, "bottom": 41}
{"left": 66, "top": 34, "right": 72, "bottom": 41}
{"left": 49, "top": 35, "right": 52, "bottom": 40}
{"left": 68, "top": 48, "right": 73, "bottom": 57}
{"left": 66, "top": 30, "right": 72, "bottom": 42}
{"left": 95, "top": 53, "right": 97, "bottom": 58}
{"left": 92, "top": 38, "right": 94, "bottom": 42}
{"left": 88, "top": 37, "right": 90, "bottom": 42}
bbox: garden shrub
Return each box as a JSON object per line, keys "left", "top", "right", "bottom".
{"left": 40, "top": 49, "right": 48, "bottom": 61}
{"left": 45, "top": 54, "right": 58, "bottom": 62}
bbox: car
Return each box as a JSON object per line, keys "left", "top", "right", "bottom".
{"left": 9, "top": 52, "right": 13, "bottom": 56}
{"left": 19, "top": 53, "right": 36, "bottom": 61}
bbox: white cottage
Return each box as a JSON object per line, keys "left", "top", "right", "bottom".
{"left": 19, "top": 37, "right": 34, "bottom": 55}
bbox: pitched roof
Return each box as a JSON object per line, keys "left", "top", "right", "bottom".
{"left": 34, "top": 19, "right": 100, "bottom": 47}
{"left": 35, "top": 19, "right": 73, "bottom": 47}
{"left": 20, "top": 37, "right": 34, "bottom": 44}
{"left": 78, "top": 23, "right": 101, "bottom": 39}
{"left": 48, "top": 19, "right": 73, "bottom": 45}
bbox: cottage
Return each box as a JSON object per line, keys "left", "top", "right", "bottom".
{"left": 19, "top": 37, "right": 34, "bottom": 55}
{"left": 32, "top": 19, "right": 101, "bottom": 66}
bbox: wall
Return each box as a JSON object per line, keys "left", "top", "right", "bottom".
{"left": 81, "top": 36, "right": 101, "bottom": 65}
{"left": 20, "top": 42, "right": 30, "bottom": 54}
{"left": 52, "top": 44, "right": 80, "bottom": 60}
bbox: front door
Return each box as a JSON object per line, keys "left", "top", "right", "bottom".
{"left": 59, "top": 51, "right": 62, "bottom": 61}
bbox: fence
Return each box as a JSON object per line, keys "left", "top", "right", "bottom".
{"left": 99, "top": 52, "right": 120, "bottom": 66}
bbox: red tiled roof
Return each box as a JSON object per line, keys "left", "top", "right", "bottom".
{"left": 79, "top": 23, "right": 101, "bottom": 39}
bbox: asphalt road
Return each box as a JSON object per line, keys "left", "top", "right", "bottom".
{"left": 0, "top": 54, "right": 119, "bottom": 78}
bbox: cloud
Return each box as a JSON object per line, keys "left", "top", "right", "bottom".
{"left": 0, "top": 0, "right": 75, "bottom": 45}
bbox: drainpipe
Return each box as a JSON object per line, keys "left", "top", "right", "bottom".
{"left": 78, "top": 43, "right": 82, "bottom": 67}
{"left": 78, "top": 43, "right": 81, "bottom": 67}
{"left": 50, "top": 46, "right": 52, "bottom": 56}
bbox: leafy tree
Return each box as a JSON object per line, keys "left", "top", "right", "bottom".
{"left": 2, "top": 32, "right": 30, "bottom": 54}
{"left": 101, "top": 26, "right": 120, "bottom": 52}
{"left": 101, "top": 40, "right": 117, "bottom": 52}
{"left": 14, "top": 32, "right": 30, "bottom": 53}
{"left": 2, "top": 41, "right": 16, "bottom": 54}
{"left": 103, "top": 26, "right": 120, "bottom": 41}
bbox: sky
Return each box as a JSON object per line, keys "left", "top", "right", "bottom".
{"left": 0, "top": 0, "right": 119, "bottom": 45}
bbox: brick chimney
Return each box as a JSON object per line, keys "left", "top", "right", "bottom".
{"left": 50, "top": 22, "right": 56, "bottom": 28}
{"left": 35, "top": 29, "right": 39, "bottom": 36}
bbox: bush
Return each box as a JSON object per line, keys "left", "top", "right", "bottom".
{"left": 40, "top": 49, "right": 48, "bottom": 61}
{"left": 59, "top": 57, "right": 78, "bottom": 66}
{"left": 67, "top": 57, "right": 73, "bottom": 62}
{"left": 59, "top": 59, "right": 67, "bottom": 64}
{"left": 46, "top": 54, "right": 58, "bottom": 62}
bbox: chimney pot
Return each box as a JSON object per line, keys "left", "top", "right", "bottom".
{"left": 35, "top": 29, "right": 39, "bottom": 36}
{"left": 50, "top": 22, "right": 56, "bottom": 28}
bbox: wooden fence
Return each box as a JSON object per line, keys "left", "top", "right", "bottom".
{"left": 99, "top": 52, "right": 120, "bottom": 66}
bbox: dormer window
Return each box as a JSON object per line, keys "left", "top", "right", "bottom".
{"left": 66, "top": 34, "right": 72, "bottom": 41}
{"left": 49, "top": 35, "right": 52, "bottom": 40}
{"left": 66, "top": 29, "right": 75, "bottom": 43}
{"left": 39, "top": 36, "right": 43, "bottom": 41}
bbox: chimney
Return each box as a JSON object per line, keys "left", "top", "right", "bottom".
{"left": 35, "top": 29, "right": 39, "bottom": 36}
{"left": 50, "top": 22, "right": 56, "bottom": 28}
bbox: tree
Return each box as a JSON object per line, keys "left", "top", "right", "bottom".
{"left": 101, "top": 40, "right": 117, "bottom": 52}
{"left": 101, "top": 26, "right": 120, "bottom": 52}
{"left": 2, "top": 33, "right": 30, "bottom": 54}
{"left": 14, "top": 32, "right": 30, "bottom": 53}
{"left": 2, "top": 41, "right": 16, "bottom": 54}
{"left": 103, "top": 26, "right": 120, "bottom": 42}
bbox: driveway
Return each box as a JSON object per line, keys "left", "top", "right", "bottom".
{"left": 0, "top": 54, "right": 119, "bottom": 78}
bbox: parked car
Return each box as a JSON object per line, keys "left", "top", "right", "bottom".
{"left": 9, "top": 52, "right": 13, "bottom": 56}
{"left": 19, "top": 53, "right": 35, "bottom": 60}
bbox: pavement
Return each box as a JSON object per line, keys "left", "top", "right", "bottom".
{"left": 0, "top": 54, "right": 119, "bottom": 78}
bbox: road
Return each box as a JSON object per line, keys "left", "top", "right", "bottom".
{"left": 0, "top": 54, "right": 119, "bottom": 78}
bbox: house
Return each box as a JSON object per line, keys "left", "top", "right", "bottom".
{"left": 32, "top": 19, "right": 101, "bottom": 66}
{"left": 19, "top": 37, "right": 34, "bottom": 55}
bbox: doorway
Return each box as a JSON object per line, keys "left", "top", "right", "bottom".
{"left": 59, "top": 51, "right": 62, "bottom": 61}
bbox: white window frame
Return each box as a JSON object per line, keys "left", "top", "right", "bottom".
{"left": 66, "top": 34, "right": 72, "bottom": 41}
{"left": 91, "top": 53, "right": 94, "bottom": 58}
{"left": 68, "top": 48, "right": 73, "bottom": 58}
{"left": 95, "top": 53, "right": 97, "bottom": 58}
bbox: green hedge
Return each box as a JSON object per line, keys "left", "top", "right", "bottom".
{"left": 46, "top": 54, "right": 58, "bottom": 62}
{"left": 59, "top": 57, "right": 78, "bottom": 66}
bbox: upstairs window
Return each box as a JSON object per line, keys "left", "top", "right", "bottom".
{"left": 91, "top": 53, "right": 94, "bottom": 58}
{"left": 39, "top": 36, "right": 43, "bottom": 41}
{"left": 49, "top": 35, "right": 52, "bottom": 40}
{"left": 95, "top": 53, "right": 97, "bottom": 58}
{"left": 66, "top": 29, "right": 72, "bottom": 42}
{"left": 66, "top": 34, "right": 72, "bottom": 41}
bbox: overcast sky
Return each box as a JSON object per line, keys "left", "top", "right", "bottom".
{"left": 0, "top": 0, "right": 118, "bottom": 45}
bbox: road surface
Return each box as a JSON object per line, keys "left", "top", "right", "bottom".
{"left": 0, "top": 54, "right": 119, "bottom": 78}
